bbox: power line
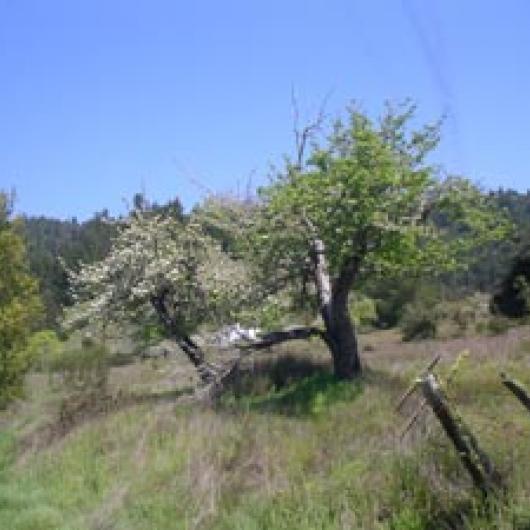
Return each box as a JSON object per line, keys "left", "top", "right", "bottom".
{"left": 400, "top": 0, "right": 467, "bottom": 173}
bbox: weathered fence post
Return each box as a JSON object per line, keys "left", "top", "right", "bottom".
{"left": 420, "top": 373, "right": 501, "bottom": 496}
{"left": 500, "top": 372, "right": 530, "bottom": 414}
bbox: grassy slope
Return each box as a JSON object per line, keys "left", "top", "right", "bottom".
{"left": 1, "top": 328, "right": 530, "bottom": 530}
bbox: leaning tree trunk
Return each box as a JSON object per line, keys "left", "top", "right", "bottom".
{"left": 150, "top": 291, "right": 218, "bottom": 384}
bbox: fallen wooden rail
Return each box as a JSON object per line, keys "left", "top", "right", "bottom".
{"left": 500, "top": 372, "right": 530, "bottom": 414}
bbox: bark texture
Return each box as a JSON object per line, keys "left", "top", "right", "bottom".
{"left": 150, "top": 292, "right": 217, "bottom": 383}
{"left": 309, "top": 229, "right": 362, "bottom": 379}
{"left": 327, "top": 297, "right": 362, "bottom": 379}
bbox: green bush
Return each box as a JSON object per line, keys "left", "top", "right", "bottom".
{"left": 24, "top": 330, "right": 64, "bottom": 372}
{"left": 484, "top": 316, "right": 512, "bottom": 335}
{"left": 436, "top": 292, "right": 491, "bottom": 337}
{"left": 401, "top": 290, "right": 494, "bottom": 340}
{"left": 365, "top": 276, "right": 417, "bottom": 328}
{"left": 401, "top": 307, "right": 438, "bottom": 341}
{"left": 400, "top": 285, "right": 442, "bottom": 341}
{"left": 238, "top": 294, "right": 291, "bottom": 332}
{"left": 50, "top": 335, "right": 110, "bottom": 392}
{"left": 349, "top": 294, "right": 377, "bottom": 331}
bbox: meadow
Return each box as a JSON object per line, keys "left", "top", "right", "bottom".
{"left": 1, "top": 325, "right": 530, "bottom": 530}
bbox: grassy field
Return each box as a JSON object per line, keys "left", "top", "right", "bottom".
{"left": 1, "top": 326, "right": 530, "bottom": 529}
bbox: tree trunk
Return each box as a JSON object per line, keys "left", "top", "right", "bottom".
{"left": 307, "top": 227, "right": 362, "bottom": 380}
{"left": 326, "top": 296, "right": 362, "bottom": 379}
{"left": 150, "top": 293, "right": 218, "bottom": 384}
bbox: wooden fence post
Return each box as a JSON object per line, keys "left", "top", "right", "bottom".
{"left": 420, "top": 373, "right": 501, "bottom": 496}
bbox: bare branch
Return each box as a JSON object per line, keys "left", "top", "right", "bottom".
{"left": 291, "top": 89, "right": 330, "bottom": 169}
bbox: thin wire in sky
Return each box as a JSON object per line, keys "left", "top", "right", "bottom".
{"left": 400, "top": 0, "right": 467, "bottom": 174}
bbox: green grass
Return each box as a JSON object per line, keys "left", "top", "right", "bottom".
{"left": 221, "top": 371, "right": 364, "bottom": 416}
{"left": 1, "top": 327, "right": 530, "bottom": 529}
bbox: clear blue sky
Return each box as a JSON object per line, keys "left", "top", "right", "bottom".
{"left": 1, "top": 0, "right": 529, "bottom": 220}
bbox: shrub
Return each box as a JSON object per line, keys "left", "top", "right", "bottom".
{"left": 24, "top": 330, "right": 64, "bottom": 372}
{"left": 365, "top": 276, "right": 417, "bottom": 328}
{"left": 492, "top": 247, "right": 530, "bottom": 317}
{"left": 50, "top": 334, "right": 110, "bottom": 392}
{"left": 484, "top": 316, "right": 512, "bottom": 335}
{"left": 237, "top": 294, "right": 292, "bottom": 332}
{"left": 400, "top": 284, "right": 442, "bottom": 341}
{"left": 437, "top": 292, "right": 491, "bottom": 337}
{"left": 402, "top": 291, "right": 494, "bottom": 340}
{"left": 401, "top": 306, "right": 438, "bottom": 341}
{"left": 349, "top": 293, "right": 377, "bottom": 331}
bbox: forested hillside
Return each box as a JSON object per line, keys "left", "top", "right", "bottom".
{"left": 22, "top": 212, "right": 116, "bottom": 328}
{"left": 458, "top": 188, "right": 530, "bottom": 293}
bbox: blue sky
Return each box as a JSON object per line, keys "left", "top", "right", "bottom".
{"left": 1, "top": 0, "right": 529, "bottom": 220}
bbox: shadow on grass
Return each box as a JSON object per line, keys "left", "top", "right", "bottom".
{"left": 363, "top": 366, "right": 411, "bottom": 394}
{"left": 219, "top": 355, "right": 364, "bottom": 417}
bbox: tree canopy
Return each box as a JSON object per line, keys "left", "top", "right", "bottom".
{"left": 64, "top": 209, "right": 252, "bottom": 383}
{"left": 253, "top": 103, "right": 506, "bottom": 288}
{"left": 247, "top": 102, "right": 509, "bottom": 377}
{"left": 0, "top": 192, "right": 43, "bottom": 407}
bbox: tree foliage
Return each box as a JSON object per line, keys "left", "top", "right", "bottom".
{"left": 62, "top": 102, "right": 511, "bottom": 383}
{"left": 0, "top": 192, "right": 43, "bottom": 407}
{"left": 253, "top": 103, "right": 506, "bottom": 287}
{"left": 64, "top": 207, "right": 253, "bottom": 383}
{"left": 65, "top": 210, "right": 252, "bottom": 332}
{"left": 23, "top": 211, "right": 117, "bottom": 327}
{"left": 247, "top": 102, "right": 509, "bottom": 377}
{"left": 23, "top": 194, "right": 184, "bottom": 329}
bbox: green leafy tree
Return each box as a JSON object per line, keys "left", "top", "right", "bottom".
{"left": 248, "top": 102, "right": 509, "bottom": 379}
{"left": 0, "top": 193, "right": 43, "bottom": 407}
{"left": 62, "top": 103, "right": 510, "bottom": 386}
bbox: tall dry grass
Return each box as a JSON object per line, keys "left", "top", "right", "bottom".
{"left": 0, "top": 326, "right": 529, "bottom": 529}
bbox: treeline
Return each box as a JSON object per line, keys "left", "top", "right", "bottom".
{"left": 21, "top": 188, "right": 530, "bottom": 330}
{"left": 23, "top": 212, "right": 116, "bottom": 327}
{"left": 455, "top": 188, "right": 530, "bottom": 293}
